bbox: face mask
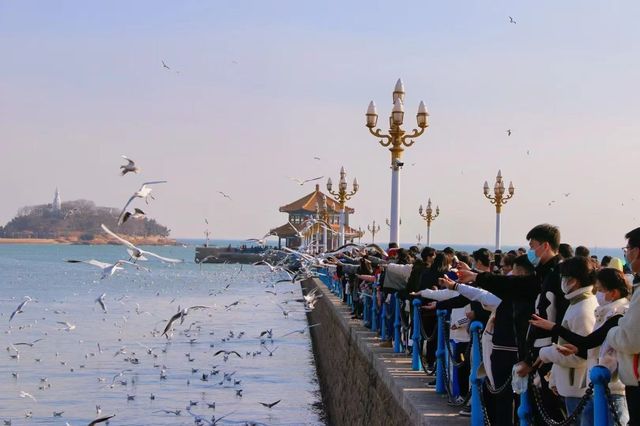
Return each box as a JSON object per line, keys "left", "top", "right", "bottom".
{"left": 596, "top": 291, "right": 611, "bottom": 306}
{"left": 561, "top": 277, "right": 574, "bottom": 294}
{"left": 527, "top": 249, "right": 540, "bottom": 267}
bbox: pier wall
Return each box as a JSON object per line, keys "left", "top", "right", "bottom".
{"left": 302, "top": 277, "right": 464, "bottom": 426}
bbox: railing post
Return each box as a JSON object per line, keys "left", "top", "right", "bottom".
{"left": 470, "top": 321, "right": 484, "bottom": 426}
{"left": 590, "top": 365, "right": 612, "bottom": 426}
{"left": 371, "top": 285, "right": 378, "bottom": 332}
{"left": 517, "top": 376, "right": 533, "bottom": 425}
{"left": 411, "top": 298, "right": 422, "bottom": 371}
{"left": 435, "top": 309, "right": 447, "bottom": 395}
{"left": 394, "top": 293, "right": 402, "bottom": 353}
{"left": 380, "top": 298, "right": 389, "bottom": 340}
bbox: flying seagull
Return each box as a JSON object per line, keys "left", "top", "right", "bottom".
{"left": 218, "top": 191, "right": 232, "bottom": 200}
{"left": 161, "top": 305, "right": 209, "bottom": 338}
{"left": 288, "top": 176, "right": 324, "bottom": 186}
{"left": 162, "top": 60, "right": 171, "bottom": 70}
{"left": 101, "top": 224, "right": 184, "bottom": 264}
{"left": 120, "top": 155, "right": 140, "bottom": 176}
{"left": 213, "top": 350, "right": 242, "bottom": 358}
{"left": 120, "top": 208, "right": 146, "bottom": 225}
{"left": 259, "top": 399, "right": 281, "bottom": 408}
{"left": 509, "top": 16, "right": 516, "bottom": 24}
{"left": 506, "top": 129, "right": 512, "bottom": 136}
{"left": 19, "top": 391, "right": 36, "bottom": 402}
{"left": 88, "top": 414, "right": 116, "bottom": 426}
{"left": 117, "top": 181, "right": 167, "bottom": 225}
{"left": 281, "top": 323, "right": 320, "bottom": 337}
{"left": 9, "top": 297, "right": 32, "bottom": 322}
{"left": 96, "top": 293, "right": 108, "bottom": 313}
{"left": 66, "top": 259, "right": 147, "bottom": 279}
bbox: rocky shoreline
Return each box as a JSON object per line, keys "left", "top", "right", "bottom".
{"left": 0, "top": 235, "right": 177, "bottom": 246}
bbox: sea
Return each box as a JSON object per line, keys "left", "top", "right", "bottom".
{"left": 0, "top": 243, "right": 325, "bottom": 425}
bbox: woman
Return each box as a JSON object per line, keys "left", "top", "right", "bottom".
{"left": 534, "top": 256, "right": 599, "bottom": 425}
{"left": 530, "top": 267, "right": 631, "bottom": 425}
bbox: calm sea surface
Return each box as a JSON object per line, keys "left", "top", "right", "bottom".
{"left": 0, "top": 244, "right": 325, "bottom": 425}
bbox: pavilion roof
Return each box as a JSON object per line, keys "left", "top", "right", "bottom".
{"left": 278, "top": 184, "right": 354, "bottom": 214}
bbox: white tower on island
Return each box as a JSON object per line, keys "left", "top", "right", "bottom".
{"left": 52, "top": 188, "right": 62, "bottom": 212}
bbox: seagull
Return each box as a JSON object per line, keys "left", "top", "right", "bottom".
{"left": 563, "top": 193, "right": 571, "bottom": 197}
{"left": 313, "top": 156, "right": 321, "bottom": 160}
{"left": 162, "top": 60, "right": 171, "bottom": 70}
{"left": 101, "top": 224, "right": 183, "bottom": 263}
{"left": 66, "top": 259, "right": 147, "bottom": 279}
{"left": 509, "top": 16, "right": 516, "bottom": 24}
{"left": 161, "top": 306, "right": 210, "bottom": 338}
{"left": 19, "top": 391, "right": 36, "bottom": 402}
{"left": 258, "top": 399, "right": 281, "bottom": 408}
{"left": 120, "top": 155, "right": 140, "bottom": 176}
{"left": 288, "top": 176, "right": 324, "bottom": 186}
{"left": 261, "top": 344, "right": 279, "bottom": 357}
{"left": 117, "top": 181, "right": 167, "bottom": 224}
{"left": 153, "top": 409, "right": 181, "bottom": 415}
{"left": 12, "top": 338, "right": 44, "bottom": 347}
{"left": 57, "top": 321, "right": 76, "bottom": 331}
{"left": 213, "top": 350, "right": 242, "bottom": 359}
{"left": 9, "top": 297, "right": 32, "bottom": 322}
{"left": 88, "top": 414, "right": 116, "bottom": 426}
{"left": 96, "top": 293, "right": 107, "bottom": 313}
{"left": 506, "top": 129, "right": 512, "bottom": 136}
{"left": 218, "top": 191, "right": 232, "bottom": 200}
{"left": 120, "top": 208, "right": 146, "bottom": 225}
{"left": 281, "top": 323, "right": 320, "bottom": 337}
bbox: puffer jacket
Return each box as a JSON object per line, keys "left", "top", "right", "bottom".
{"left": 607, "top": 281, "right": 640, "bottom": 386}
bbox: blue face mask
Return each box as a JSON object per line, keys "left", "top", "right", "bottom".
{"left": 527, "top": 249, "right": 540, "bottom": 267}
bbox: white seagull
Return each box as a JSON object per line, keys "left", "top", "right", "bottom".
{"left": 117, "top": 181, "right": 167, "bottom": 225}
{"left": 66, "top": 259, "right": 147, "bottom": 279}
{"left": 120, "top": 208, "right": 146, "bottom": 225}
{"left": 161, "top": 305, "right": 210, "bottom": 338}
{"left": 120, "top": 155, "right": 140, "bottom": 176}
{"left": 9, "top": 297, "right": 32, "bottom": 322}
{"left": 101, "top": 224, "right": 184, "bottom": 264}
{"left": 288, "top": 176, "right": 324, "bottom": 186}
{"left": 96, "top": 293, "right": 108, "bottom": 313}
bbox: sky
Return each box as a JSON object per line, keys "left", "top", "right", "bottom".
{"left": 1, "top": 1, "right": 639, "bottom": 248}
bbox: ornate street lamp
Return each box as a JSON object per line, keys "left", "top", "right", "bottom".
{"left": 367, "top": 220, "right": 381, "bottom": 244}
{"left": 366, "top": 79, "right": 429, "bottom": 246}
{"left": 418, "top": 198, "right": 440, "bottom": 246}
{"left": 483, "top": 170, "right": 515, "bottom": 250}
{"left": 327, "top": 166, "right": 358, "bottom": 246}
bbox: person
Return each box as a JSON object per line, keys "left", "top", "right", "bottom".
{"left": 458, "top": 224, "right": 568, "bottom": 422}
{"left": 534, "top": 256, "right": 599, "bottom": 425}
{"left": 607, "top": 227, "right": 640, "bottom": 425}
{"left": 501, "top": 252, "right": 517, "bottom": 275}
{"left": 601, "top": 255, "right": 612, "bottom": 269}
{"left": 530, "top": 267, "right": 631, "bottom": 426}
{"left": 576, "top": 245, "right": 591, "bottom": 258}
{"left": 559, "top": 243, "right": 575, "bottom": 260}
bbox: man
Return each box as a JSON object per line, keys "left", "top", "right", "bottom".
{"left": 607, "top": 226, "right": 640, "bottom": 425}
{"left": 458, "top": 224, "right": 568, "bottom": 422}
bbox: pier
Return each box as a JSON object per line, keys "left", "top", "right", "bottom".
{"left": 303, "top": 276, "right": 466, "bottom": 426}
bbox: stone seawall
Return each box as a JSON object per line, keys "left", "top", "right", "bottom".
{"left": 302, "top": 277, "right": 466, "bottom": 426}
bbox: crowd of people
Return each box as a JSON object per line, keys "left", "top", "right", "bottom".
{"left": 327, "top": 224, "right": 640, "bottom": 426}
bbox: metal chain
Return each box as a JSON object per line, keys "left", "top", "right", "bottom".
{"left": 529, "top": 374, "right": 594, "bottom": 426}
{"left": 438, "top": 351, "right": 472, "bottom": 407}
{"left": 444, "top": 325, "right": 472, "bottom": 368}
{"left": 483, "top": 372, "right": 514, "bottom": 395}
{"left": 477, "top": 377, "right": 493, "bottom": 426}
{"left": 604, "top": 386, "right": 624, "bottom": 426}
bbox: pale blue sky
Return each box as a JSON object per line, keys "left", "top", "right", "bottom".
{"left": 1, "top": 1, "right": 639, "bottom": 247}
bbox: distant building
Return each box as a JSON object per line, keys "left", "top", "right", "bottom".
{"left": 52, "top": 188, "right": 62, "bottom": 212}
{"left": 270, "top": 184, "right": 362, "bottom": 251}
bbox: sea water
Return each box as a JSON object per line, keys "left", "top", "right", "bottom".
{"left": 0, "top": 244, "right": 325, "bottom": 425}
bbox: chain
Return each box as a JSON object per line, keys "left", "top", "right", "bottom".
{"left": 443, "top": 325, "right": 472, "bottom": 368}
{"left": 604, "top": 386, "right": 624, "bottom": 426}
{"left": 420, "top": 319, "right": 437, "bottom": 342}
{"left": 483, "top": 372, "right": 514, "bottom": 395}
{"left": 477, "top": 377, "right": 493, "bottom": 426}
{"left": 529, "top": 374, "right": 593, "bottom": 426}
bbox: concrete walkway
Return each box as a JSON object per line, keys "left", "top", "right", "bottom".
{"left": 305, "top": 278, "right": 468, "bottom": 425}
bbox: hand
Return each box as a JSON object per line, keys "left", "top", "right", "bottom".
{"left": 456, "top": 261, "right": 470, "bottom": 271}
{"left": 529, "top": 314, "right": 555, "bottom": 331}
{"left": 551, "top": 386, "right": 559, "bottom": 396}
{"left": 438, "top": 276, "right": 456, "bottom": 290}
{"left": 422, "top": 302, "right": 437, "bottom": 311}
{"left": 465, "top": 311, "right": 476, "bottom": 321}
{"left": 457, "top": 269, "right": 477, "bottom": 284}
{"left": 556, "top": 343, "right": 578, "bottom": 356}
{"left": 515, "top": 361, "right": 532, "bottom": 377}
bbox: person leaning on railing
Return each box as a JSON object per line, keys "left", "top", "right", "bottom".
{"left": 606, "top": 227, "right": 640, "bottom": 425}
{"left": 529, "top": 266, "right": 631, "bottom": 426}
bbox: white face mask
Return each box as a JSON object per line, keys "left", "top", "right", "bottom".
{"left": 595, "top": 291, "right": 611, "bottom": 306}
{"left": 561, "top": 277, "right": 574, "bottom": 294}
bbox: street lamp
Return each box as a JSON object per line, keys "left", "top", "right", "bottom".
{"left": 367, "top": 220, "right": 381, "bottom": 244}
{"left": 416, "top": 233, "right": 423, "bottom": 245}
{"left": 366, "top": 79, "right": 429, "bottom": 246}
{"left": 483, "top": 170, "right": 515, "bottom": 251}
{"left": 327, "top": 166, "right": 358, "bottom": 246}
{"left": 418, "top": 198, "right": 440, "bottom": 246}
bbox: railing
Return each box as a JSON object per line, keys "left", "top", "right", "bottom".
{"left": 310, "top": 269, "right": 622, "bottom": 426}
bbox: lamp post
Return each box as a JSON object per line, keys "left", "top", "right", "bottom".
{"left": 418, "top": 198, "right": 440, "bottom": 246}
{"left": 319, "top": 195, "right": 329, "bottom": 252}
{"left": 366, "top": 79, "right": 429, "bottom": 246}
{"left": 416, "top": 233, "right": 423, "bottom": 245}
{"left": 368, "top": 220, "right": 381, "bottom": 244}
{"left": 327, "top": 166, "right": 359, "bottom": 247}
{"left": 483, "top": 170, "right": 515, "bottom": 251}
